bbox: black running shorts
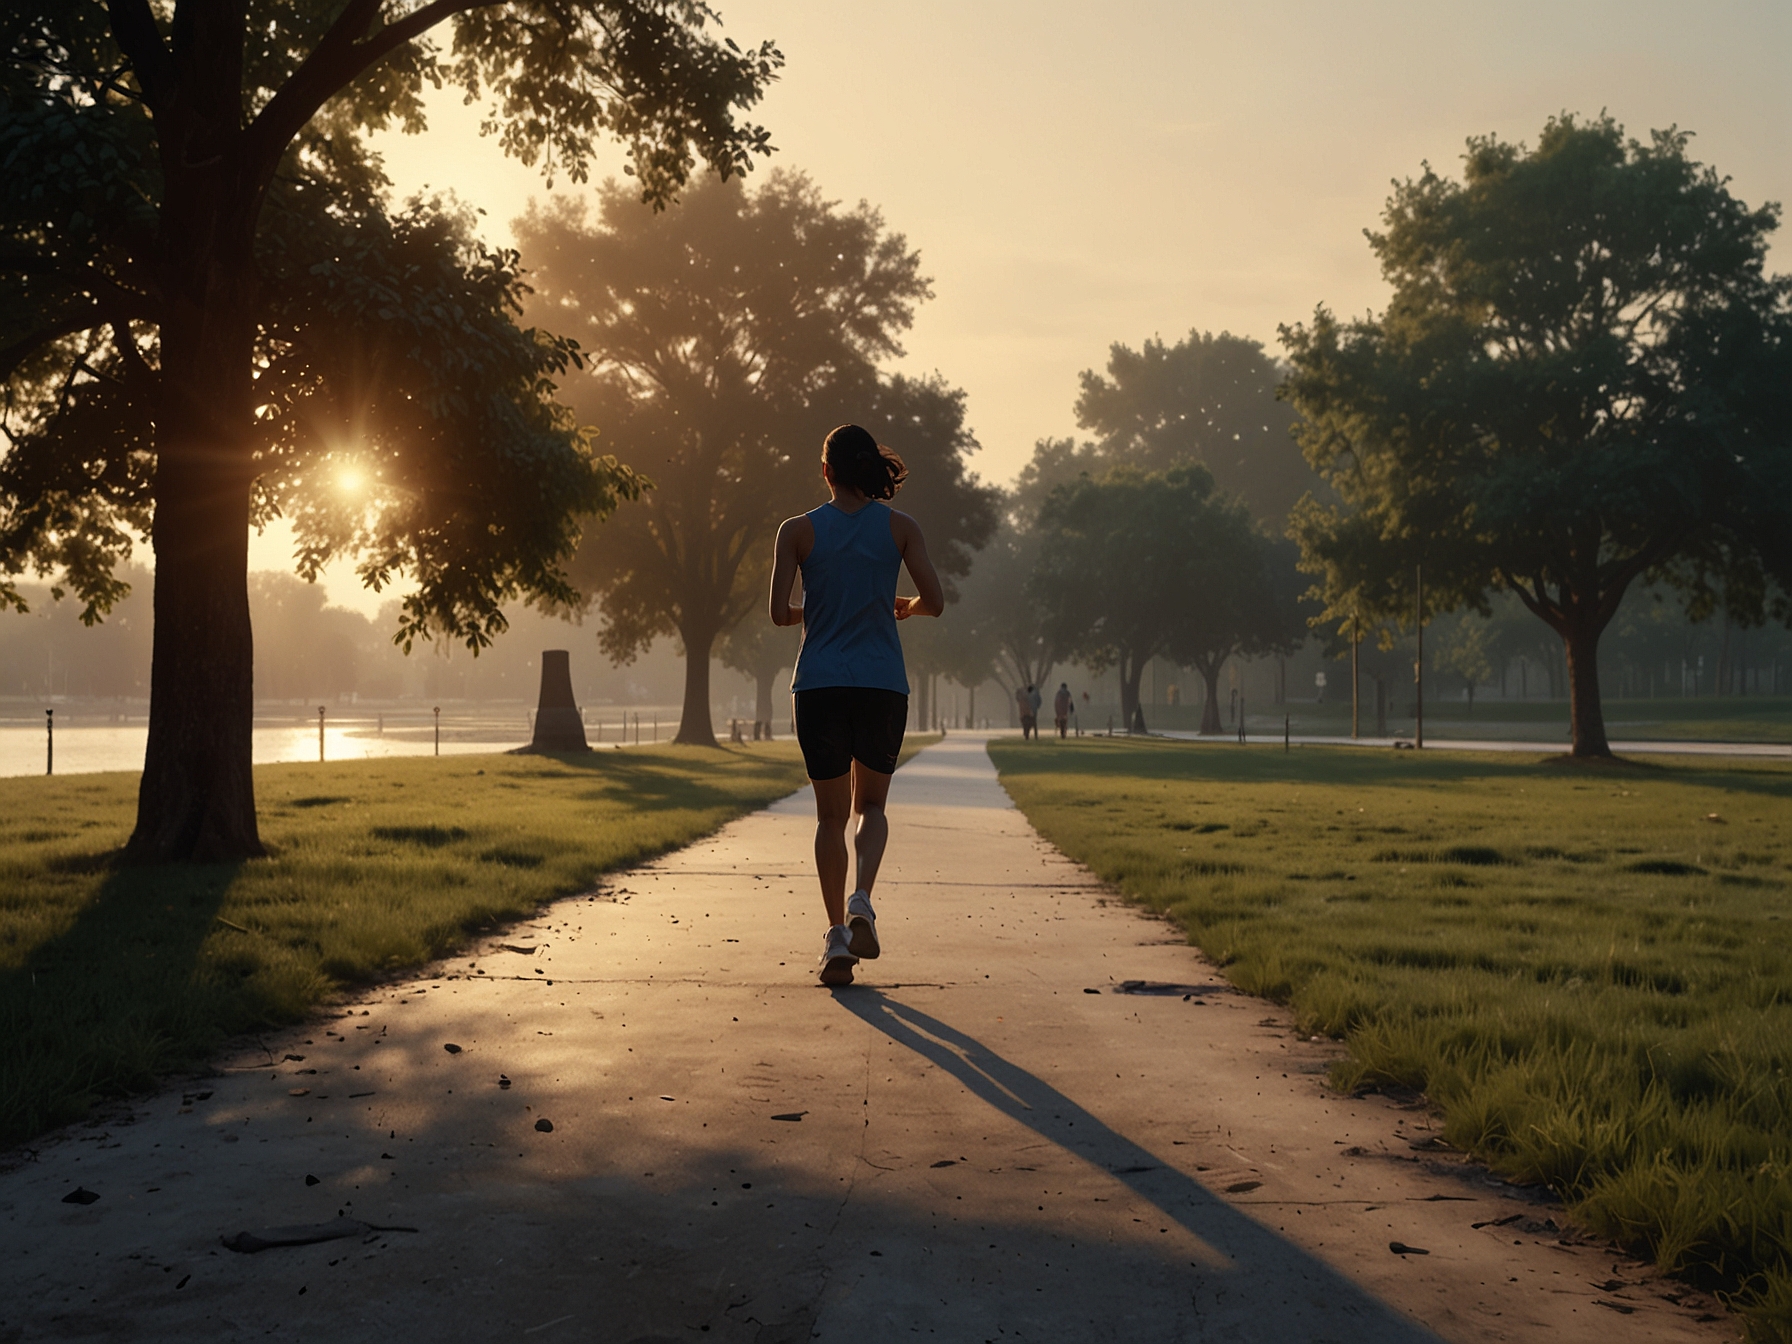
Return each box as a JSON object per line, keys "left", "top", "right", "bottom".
{"left": 793, "top": 687, "right": 909, "bottom": 779}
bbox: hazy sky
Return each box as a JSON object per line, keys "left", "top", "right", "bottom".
{"left": 251, "top": 0, "right": 1792, "bottom": 613}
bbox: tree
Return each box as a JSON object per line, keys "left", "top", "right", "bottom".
{"left": 1, "top": 2, "right": 781, "bottom": 858}
{"left": 948, "top": 518, "right": 1062, "bottom": 713}
{"left": 1431, "top": 610, "right": 1495, "bottom": 715}
{"left": 716, "top": 615, "right": 796, "bottom": 736}
{"left": 716, "top": 372, "right": 996, "bottom": 738}
{"left": 1170, "top": 530, "right": 1306, "bottom": 735}
{"left": 1283, "top": 114, "right": 1792, "bottom": 757}
{"left": 1030, "top": 464, "right": 1299, "bottom": 733}
{"left": 1074, "top": 330, "right": 1318, "bottom": 526}
{"left": 515, "top": 173, "right": 935, "bottom": 745}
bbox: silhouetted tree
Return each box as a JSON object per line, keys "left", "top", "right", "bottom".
{"left": 516, "top": 173, "right": 937, "bottom": 744}
{"left": 1074, "top": 330, "right": 1318, "bottom": 526}
{"left": 1031, "top": 464, "right": 1299, "bottom": 733}
{"left": 1284, "top": 115, "right": 1792, "bottom": 757}
{"left": 716, "top": 616, "right": 798, "bottom": 736}
{"left": 0, "top": 2, "right": 780, "bottom": 858}
{"left": 953, "top": 520, "right": 1063, "bottom": 701}
{"left": 247, "top": 572, "right": 371, "bottom": 703}
{"left": 1178, "top": 535, "right": 1309, "bottom": 734}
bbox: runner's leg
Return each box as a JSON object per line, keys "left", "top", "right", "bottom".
{"left": 850, "top": 760, "right": 894, "bottom": 897}
{"left": 812, "top": 773, "right": 852, "bottom": 927}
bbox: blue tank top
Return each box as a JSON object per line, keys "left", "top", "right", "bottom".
{"left": 790, "top": 500, "right": 909, "bottom": 695}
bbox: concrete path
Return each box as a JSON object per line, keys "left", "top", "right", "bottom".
{"left": 0, "top": 736, "right": 1732, "bottom": 1342}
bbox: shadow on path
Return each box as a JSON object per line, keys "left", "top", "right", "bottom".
{"left": 833, "top": 987, "right": 1442, "bottom": 1342}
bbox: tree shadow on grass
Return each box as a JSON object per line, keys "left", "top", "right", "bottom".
{"left": 0, "top": 856, "right": 252, "bottom": 1146}
{"left": 503, "top": 746, "right": 805, "bottom": 814}
{"left": 831, "top": 987, "right": 1441, "bottom": 1341}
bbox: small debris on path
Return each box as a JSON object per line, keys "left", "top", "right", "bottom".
{"left": 1389, "top": 1242, "right": 1430, "bottom": 1256}
{"left": 221, "top": 1217, "right": 418, "bottom": 1254}
{"left": 1116, "top": 980, "right": 1230, "bottom": 997}
{"left": 443, "top": 1043, "right": 463, "bottom": 1054}
{"left": 534, "top": 1117, "right": 554, "bottom": 1132}
{"left": 770, "top": 1112, "right": 806, "bottom": 1122}
{"left": 61, "top": 1187, "right": 99, "bottom": 1205}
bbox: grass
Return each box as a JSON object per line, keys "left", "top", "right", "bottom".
{"left": 989, "top": 736, "right": 1792, "bottom": 1340}
{"left": 0, "top": 741, "right": 825, "bottom": 1147}
{"left": 1129, "top": 692, "right": 1792, "bottom": 743}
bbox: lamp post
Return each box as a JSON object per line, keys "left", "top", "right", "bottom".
{"left": 45, "top": 707, "right": 53, "bottom": 776}
{"left": 318, "top": 705, "right": 326, "bottom": 762}
{"left": 433, "top": 705, "right": 440, "bottom": 757}
{"left": 1351, "top": 613, "right": 1361, "bottom": 740}
{"left": 1414, "top": 566, "right": 1425, "bottom": 750}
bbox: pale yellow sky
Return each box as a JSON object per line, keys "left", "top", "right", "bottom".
{"left": 252, "top": 0, "right": 1792, "bottom": 614}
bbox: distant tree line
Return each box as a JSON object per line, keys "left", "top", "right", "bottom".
{"left": 942, "top": 115, "right": 1792, "bottom": 755}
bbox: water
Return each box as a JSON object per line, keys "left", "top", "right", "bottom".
{"left": 0, "top": 705, "right": 682, "bottom": 778}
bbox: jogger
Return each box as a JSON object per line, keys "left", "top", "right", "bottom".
{"left": 770, "top": 425, "right": 944, "bottom": 986}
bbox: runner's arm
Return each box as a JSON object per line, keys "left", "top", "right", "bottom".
{"left": 891, "top": 511, "right": 944, "bottom": 620}
{"left": 769, "top": 516, "right": 808, "bottom": 626}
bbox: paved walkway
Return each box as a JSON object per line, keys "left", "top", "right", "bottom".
{"left": 1, "top": 736, "right": 1730, "bottom": 1342}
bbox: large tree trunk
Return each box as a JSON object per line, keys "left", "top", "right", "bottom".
{"left": 126, "top": 156, "right": 266, "bottom": 861}
{"left": 754, "top": 667, "right": 776, "bottom": 738}
{"left": 1119, "top": 655, "right": 1146, "bottom": 734}
{"left": 1196, "top": 659, "right": 1224, "bottom": 735}
{"left": 676, "top": 621, "right": 719, "bottom": 745}
{"left": 1563, "top": 620, "right": 1612, "bottom": 757}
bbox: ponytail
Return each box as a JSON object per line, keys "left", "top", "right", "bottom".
{"left": 822, "top": 424, "right": 907, "bottom": 500}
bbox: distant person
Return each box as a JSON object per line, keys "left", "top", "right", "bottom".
{"left": 1015, "top": 685, "right": 1035, "bottom": 740}
{"left": 770, "top": 424, "right": 944, "bottom": 988}
{"left": 1053, "top": 682, "right": 1072, "bottom": 738}
{"left": 1028, "top": 683, "right": 1043, "bottom": 734}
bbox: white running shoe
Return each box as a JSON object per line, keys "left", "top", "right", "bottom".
{"left": 846, "top": 890, "right": 881, "bottom": 960}
{"left": 819, "top": 925, "right": 857, "bottom": 986}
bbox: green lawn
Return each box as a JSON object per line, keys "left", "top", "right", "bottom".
{"left": 990, "top": 736, "right": 1792, "bottom": 1338}
{"left": 0, "top": 742, "right": 819, "bottom": 1146}
{"left": 1130, "top": 692, "right": 1792, "bottom": 743}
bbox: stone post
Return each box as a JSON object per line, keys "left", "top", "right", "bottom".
{"left": 523, "top": 651, "right": 591, "bottom": 753}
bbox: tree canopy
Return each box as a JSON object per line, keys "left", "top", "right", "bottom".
{"left": 517, "top": 171, "right": 991, "bottom": 744}
{"left": 1283, "top": 114, "right": 1792, "bottom": 756}
{"left": 0, "top": 1, "right": 780, "bottom": 858}
{"left": 1074, "top": 330, "right": 1317, "bottom": 526}
{"left": 1030, "top": 464, "right": 1300, "bottom": 733}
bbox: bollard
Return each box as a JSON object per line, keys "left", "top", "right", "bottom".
{"left": 45, "top": 707, "right": 53, "bottom": 776}
{"left": 433, "top": 705, "right": 440, "bottom": 757}
{"left": 318, "top": 705, "right": 326, "bottom": 762}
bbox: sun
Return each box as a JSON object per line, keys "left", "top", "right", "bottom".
{"left": 336, "top": 465, "right": 367, "bottom": 494}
